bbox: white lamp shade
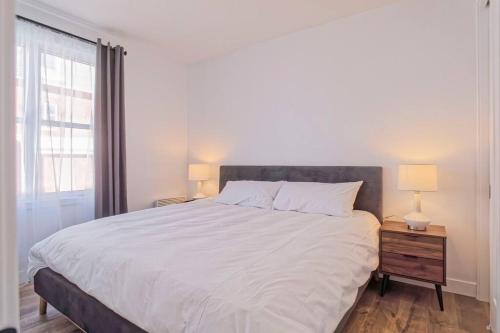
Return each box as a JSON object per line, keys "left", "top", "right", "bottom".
{"left": 188, "top": 164, "right": 210, "bottom": 181}
{"left": 398, "top": 164, "right": 437, "bottom": 192}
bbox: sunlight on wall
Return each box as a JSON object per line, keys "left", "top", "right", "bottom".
{"left": 189, "top": 132, "right": 467, "bottom": 200}
{"left": 189, "top": 142, "right": 233, "bottom": 197}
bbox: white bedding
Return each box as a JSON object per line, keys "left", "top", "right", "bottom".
{"left": 28, "top": 199, "right": 379, "bottom": 333}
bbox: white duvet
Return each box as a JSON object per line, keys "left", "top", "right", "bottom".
{"left": 28, "top": 199, "right": 379, "bottom": 333}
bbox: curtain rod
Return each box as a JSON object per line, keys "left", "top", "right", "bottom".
{"left": 16, "top": 15, "right": 127, "bottom": 56}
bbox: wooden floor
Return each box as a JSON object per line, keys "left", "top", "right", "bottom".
{"left": 344, "top": 280, "right": 490, "bottom": 333}
{"left": 20, "top": 284, "right": 81, "bottom": 333}
{"left": 20, "top": 279, "right": 490, "bottom": 333}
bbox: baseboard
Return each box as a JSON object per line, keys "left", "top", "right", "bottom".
{"left": 491, "top": 297, "right": 497, "bottom": 333}
{"left": 445, "top": 278, "right": 478, "bottom": 298}
{"left": 388, "top": 275, "right": 477, "bottom": 298}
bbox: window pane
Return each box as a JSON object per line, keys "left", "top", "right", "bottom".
{"left": 40, "top": 156, "right": 56, "bottom": 193}
{"left": 72, "top": 128, "right": 93, "bottom": 155}
{"left": 72, "top": 97, "right": 93, "bottom": 125}
{"left": 40, "top": 90, "right": 92, "bottom": 124}
{"left": 72, "top": 157, "right": 94, "bottom": 191}
{"left": 40, "top": 156, "right": 72, "bottom": 192}
{"left": 40, "top": 155, "right": 93, "bottom": 193}
{"left": 16, "top": 123, "right": 25, "bottom": 193}
{"left": 73, "top": 61, "right": 94, "bottom": 93}
{"left": 58, "top": 157, "right": 73, "bottom": 192}
{"left": 16, "top": 46, "right": 24, "bottom": 79}
{"left": 41, "top": 53, "right": 67, "bottom": 89}
{"left": 40, "top": 126, "right": 70, "bottom": 155}
{"left": 16, "top": 47, "right": 25, "bottom": 119}
{"left": 16, "top": 82, "right": 24, "bottom": 119}
{"left": 40, "top": 90, "right": 68, "bottom": 123}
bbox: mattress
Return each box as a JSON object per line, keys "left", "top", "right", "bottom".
{"left": 28, "top": 199, "right": 380, "bottom": 333}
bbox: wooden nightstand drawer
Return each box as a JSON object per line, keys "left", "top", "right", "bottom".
{"left": 381, "top": 231, "right": 444, "bottom": 260}
{"left": 380, "top": 220, "right": 447, "bottom": 311}
{"left": 381, "top": 252, "right": 444, "bottom": 284}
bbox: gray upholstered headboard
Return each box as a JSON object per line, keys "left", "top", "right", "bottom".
{"left": 219, "top": 165, "right": 383, "bottom": 222}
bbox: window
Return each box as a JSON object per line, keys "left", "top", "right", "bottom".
{"left": 16, "top": 25, "right": 96, "bottom": 196}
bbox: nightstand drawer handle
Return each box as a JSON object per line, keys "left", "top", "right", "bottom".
{"left": 402, "top": 254, "right": 418, "bottom": 259}
{"left": 405, "top": 235, "right": 419, "bottom": 240}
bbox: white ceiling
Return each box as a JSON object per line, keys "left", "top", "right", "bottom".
{"left": 36, "top": 0, "right": 400, "bottom": 64}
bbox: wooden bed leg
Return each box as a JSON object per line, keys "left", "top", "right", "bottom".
{"left": 39, "top": 297, "right": 47, "bottom": 315}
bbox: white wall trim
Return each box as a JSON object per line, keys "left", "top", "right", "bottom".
{"left": 490, "top": 0, "right": 500, "bottom": 330}
{"left": 490, "top": 0, "right": 500, "bottom": 331}
{"left": 0, "top": 0, "right": 19, "bottom": 330}
{"left": 445, "top": 278, "right": 479, "bottom": 298}
{"left": 475, "top": 0, "right": 492, "bottom": 303}
{"left": 390, "top": 276, "right": 477, "bottom": 298}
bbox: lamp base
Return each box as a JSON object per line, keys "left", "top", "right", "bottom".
{"left": 404, "top": 211, "right": 431, "bottom": 231}
{"left": 192, "top": 192, "right": 207, "bottom": 199}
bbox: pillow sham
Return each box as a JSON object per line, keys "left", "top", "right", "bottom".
{"left": 272, "top": 181, "right": 363, "bottom": 217}
{"left": 215, "top": 180, "right": 284, "bottom": 209}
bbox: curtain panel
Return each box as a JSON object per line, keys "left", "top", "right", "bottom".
{"left": 94, "top": 39, "right": 127, "bottom": 218}
{"left": 15, "top": 19, "right": 96, "bottom": 281}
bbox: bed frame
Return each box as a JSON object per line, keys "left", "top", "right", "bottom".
{"left": 34, "top": 165, "right": 382, "bottom": 332}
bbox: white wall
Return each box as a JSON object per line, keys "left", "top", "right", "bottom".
{"left": 188, "top": 0, "right": 483, "bottom": 296}
{"left": 16, "top": 0, "right": 188, "bottom": 211}
{"left": 0, "top": 0, "right": 20, "bottom": 330}
{"left": 124, "top": 41, "right": 187, "bottom": 211}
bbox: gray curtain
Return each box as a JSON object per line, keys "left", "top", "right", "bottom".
{"left": 94, "top": 39, "right": 127, "bottom": 218}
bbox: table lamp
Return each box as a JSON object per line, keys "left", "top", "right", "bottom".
{"left": 398, "top": 164, "right": 437, "bottom": 230}
{"left": 188, "top": 164, "right": 210, "bottom": 199}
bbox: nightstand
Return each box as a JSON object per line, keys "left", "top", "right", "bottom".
{"left": 380, "top": 219, "right": 447, "bottom": 311}
{"left": 154, "top": 197, "right": 195, "bottom": 207}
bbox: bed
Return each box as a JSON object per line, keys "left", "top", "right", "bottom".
{"left": 30, "top": 165, "right": 383, "bottom": 333}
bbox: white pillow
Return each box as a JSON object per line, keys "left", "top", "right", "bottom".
{"left": 215, "top": 180, "right": 284, "bottom": 209}
{"left": 272, "top": 181, "right": 363, "bottom": 217}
